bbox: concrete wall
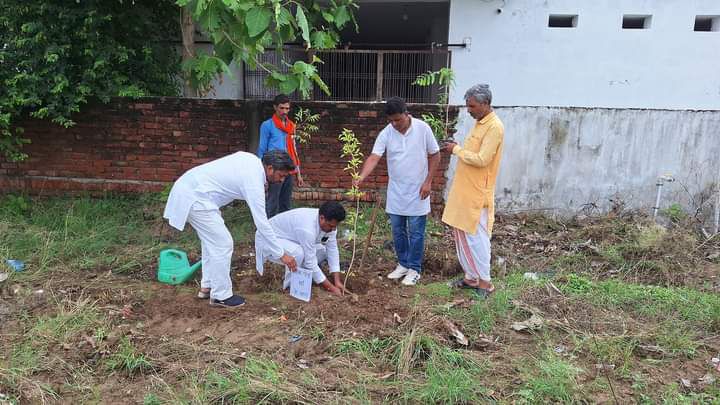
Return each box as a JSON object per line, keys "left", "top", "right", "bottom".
{"left": 448, "top": 0, "right": 720, "bottom": 110}
{"left": 449, "top": 106, "right": 720, "bottom": 222}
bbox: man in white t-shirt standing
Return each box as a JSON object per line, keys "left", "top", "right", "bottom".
{"left": 354, "top": 97, "right": 441, "bottom": 286}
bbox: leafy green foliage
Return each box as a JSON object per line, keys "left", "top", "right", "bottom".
{"left": 178, "top": 0, "right": 357, "bottom": 98}
{"left": 293, "top": 107, "right": 320, "bottom": 144}
{"left": 0, "top": 0, "right": 181, "bottom": 161}
{"left": 413, "top": 67, "right": 455, "bottom": 104}
{"left": 413, "top": 67, "right": 457, "bottom": 140}
{"left": 421, "top": 112, "right": 457, "bottom": 141}
{"left": 1, "top": 194, "right": 30, "bottom": 217}
{"left": 662, "top": 202, "right": 688, "bottom": 222}
{"left": 338, "top": 128, "right": 363, "bottom": 198}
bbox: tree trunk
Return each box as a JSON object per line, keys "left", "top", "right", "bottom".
{"left": 181, "top": 8, "right": 198, "bottom": 97}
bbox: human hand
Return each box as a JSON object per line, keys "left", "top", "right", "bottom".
{"left": 280, "top": 254, "right": 297, "bottom": 271}
{"left": 442, "top": 142, "right": 457, "bottom": 153}
{"left": 352, "top": 175, "right": 364, "bottom": 189}
{"left": 419, "top": 181, "right": 432, "bottom": 200}
{"left": 296, "top": 174, "right": 306, "bottom": 187}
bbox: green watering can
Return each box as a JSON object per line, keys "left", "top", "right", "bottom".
{"left": 157, "top": 249, "right": 202, "bottom": 285}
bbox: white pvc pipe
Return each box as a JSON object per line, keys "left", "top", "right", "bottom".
{"left": 653, "top": 181, "right": 663, "bottom": 220}
{"left": 715, "top": 163, "right": 720, "bottom": 234}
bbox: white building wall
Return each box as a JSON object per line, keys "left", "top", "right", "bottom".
{"left": 448, "top": 0, "right": 720, "bottom": 110}
{"left": 448, "top": 107, "right": 720, "bottom": 221}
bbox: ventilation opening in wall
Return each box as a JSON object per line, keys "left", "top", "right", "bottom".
{"left": 622, "top": 14, "right": 652, "bottom": 29}
{"left": 694, "top": 15, "right": 720, "bottom": 31}
{"left": 548, "top": 14, "right": 578, "bottom": 28}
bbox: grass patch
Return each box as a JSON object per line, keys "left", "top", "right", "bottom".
{"left": 0, "top": 296, "right": 105, "bottom": 401}
{"left": 0, "top": 194, "right": 258, "bottom": 278}
{"left": 399, "top": 336, "right": 487, "bottom": 404}
{"left": 652, "top": 323, "right": 699, "bottom": 358}
{"left": 106, "top": 336, "right": 153, "bottom": 376}
{"left": 158, "top": 357, "right": 293, "bottom": 404}
{"left": 334, "top": 337, "right": 395, "bottom": 368}
{"left": 418, "top": 281, "right": 453, "bottom": 299}
{"left": 518, "top": 348, "right": 582, "bottom": 403}
{"left": 552, "top": 252, "right": 590, "bottom": 271}
{"left": 560, "top": 274, "right": 720, "bottom": 331}
{"left": 31, "top": 297, "right": 103, "bottom": 344}
{"left": 574, "top": 335, "right": 637, "bottom": 376}
{"left": 439, "top": 272, "right": 527, "bottom": 334}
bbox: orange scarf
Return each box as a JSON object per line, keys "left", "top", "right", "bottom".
{"left": 272, "top": 114, "right": 300, "bottom": 174}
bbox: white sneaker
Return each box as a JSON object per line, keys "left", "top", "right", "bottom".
{"left": 401, "top": 270, "right": 420, "bottom": 286}
{"left": 387, "top": 264, "right": 409, "bottom": 279}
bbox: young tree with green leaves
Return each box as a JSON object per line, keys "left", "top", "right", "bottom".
{"left": 177, "top": 0, "right": 357, "bottom": 98}
{"left": 0, "top": 0, "right": 181, "bottom": 161}
{"left": 413, "top": 68, "right": 456, "bottom": 141}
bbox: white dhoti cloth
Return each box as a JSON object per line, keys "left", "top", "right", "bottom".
{"left": 187, "top": 205, "right": 234, "bottom": 301}
{"left": 453, "top": 209, "right": 491, "bottom": 282}
{"left": 256, "top": 235, "right": 329, "bottom": 288}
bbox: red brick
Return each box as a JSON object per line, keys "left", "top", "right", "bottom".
{"left": 4, "top": 98, "right": 455, "bottom": 209}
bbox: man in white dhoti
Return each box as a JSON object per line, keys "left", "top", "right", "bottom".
{"left": 256, "top": 201, "right": 347, "bottom": 297}
{"left": 163, "top": 150, "right": 298, "bottom": 308}
{"left": 442, "top": 84, "right": 504, "bottom": 298}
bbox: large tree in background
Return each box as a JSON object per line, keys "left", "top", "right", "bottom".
{"left": 178, "top": 0, "right": 357, "bottom": 98}
{"left": 0, "top": 0, "right": 181, "bottom": 161}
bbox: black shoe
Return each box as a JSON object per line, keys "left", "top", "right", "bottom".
{"left": 209, "top": 294, "right": 246, "bottom": 308}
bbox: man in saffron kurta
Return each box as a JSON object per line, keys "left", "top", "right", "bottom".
{"left": 257, "top": 94, "right": 305, "bottom": 218}
{"left": 442, "top": 84, "right": 504, "bottom": 297}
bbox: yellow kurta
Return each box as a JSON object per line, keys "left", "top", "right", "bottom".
{"left": 442, "top": 111, "right": 504, "bottom": 236}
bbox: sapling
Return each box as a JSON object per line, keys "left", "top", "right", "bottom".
{"left": 338, "top": 128, "right": 363, "bottom": 292}
{"left": 413, "top": 67, "right": 456, "bottom": 141}
{"left": 293, "top": 107, "right": 320, "bottom": 145}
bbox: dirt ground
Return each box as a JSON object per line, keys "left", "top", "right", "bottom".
{"left": 2, "top": 211, "right": 719, "bottom": 404}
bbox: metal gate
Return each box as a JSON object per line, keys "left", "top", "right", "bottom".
{"left": 243, "top": 48, "right": 451, "bottom": 103}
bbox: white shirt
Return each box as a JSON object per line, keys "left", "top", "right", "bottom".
{"left": 371, "top": 117, "right": 440, "bottom": 216}
{"left": 264, "top": 208, "right": 341, "bottom": 274}
{"left": 163, "top": 151, "right": 285, "bottom": 260}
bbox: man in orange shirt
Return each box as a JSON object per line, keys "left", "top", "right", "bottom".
{"left": 441, "top": 84, "right": 504, "bottom": 298}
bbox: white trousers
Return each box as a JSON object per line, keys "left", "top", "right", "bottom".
{"left": 453, "top": 209, "right": 491, "bottom": 282}
{"left": 265, "top": 240, "right": 328, "bottom": 290}
{"left": 187, "top": 206, "right": 234, "bottom": 301}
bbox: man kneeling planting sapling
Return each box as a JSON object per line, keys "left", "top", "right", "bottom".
{"left": 255, "top": 201, "right": 347, "bottom": 298}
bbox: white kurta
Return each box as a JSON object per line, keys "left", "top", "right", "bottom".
{"left": 163, "top": 151, "right": 285, "bottom": 300}
{"left": 255, "top": 208, "right": 341, "bottom": 286}
{"left": 370, "top": 117, "right": 440, "bottom": 216}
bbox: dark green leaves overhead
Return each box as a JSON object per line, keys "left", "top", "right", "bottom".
{"left": 246, "top": 7, "right": 272, "bottom": 37}
{"left": 179, "top": 0, "right": 358, "bottom": 99}
{"left": 0, "top": 0, "right": 181, "bottom": 161}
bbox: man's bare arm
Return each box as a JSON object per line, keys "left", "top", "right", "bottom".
{"left": 354, "top": 154, "right": 382, "bottom": 187}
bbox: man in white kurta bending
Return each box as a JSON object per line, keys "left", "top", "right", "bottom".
{"left": 256, "top": 201, "right": 346, "bottom": 297}
{"left": 163, "top": 150, "right": 298, "bottom": 308}
{"left": 354, "top": 97, "right": 441, "bottom": 286}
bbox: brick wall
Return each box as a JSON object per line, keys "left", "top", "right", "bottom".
{"left": 0, "top": 97, "right": 457, "bottom": 212}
